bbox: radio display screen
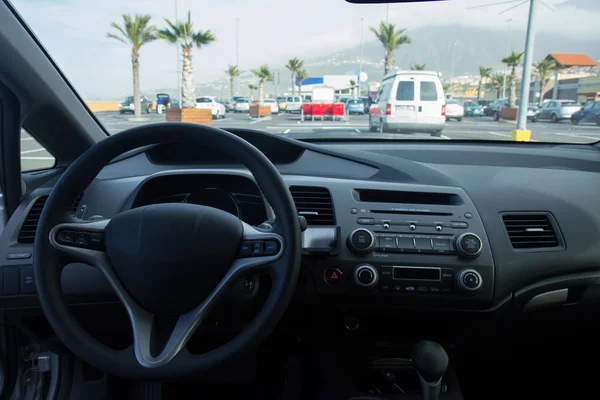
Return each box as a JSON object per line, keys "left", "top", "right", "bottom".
{"left": 394, "top": 267, "right": 440, "bottom": 281}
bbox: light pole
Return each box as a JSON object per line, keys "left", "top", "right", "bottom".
{"left": 450, "top": 41, "right": 457, "bottom": 95}
{"left": 358, "top": 16, "right": 364, "bottom": 98}
{"left": 386, "top": 4, "right": 389, "bottom": 23}
{"left": 174, "top": 0, "right": 180, "bottom": 106}
{"left": 235, "top": 17, "right": 240, "bottom": 95}
{"left": 516, "top": 0, "right": 538, "bottom": 132}
{"left": 502, "top": 18, "right": 512, "bottom": 99}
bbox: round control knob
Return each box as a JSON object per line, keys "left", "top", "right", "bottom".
{"left": 454, "top": 233, "right": 483, "bottom": 259}
{"left": 354, "top": 265, "right": 378, "bottom": 289}
{"left": 409, "top": 224, "right": 417, "bottom": 231}
{"left": 456, "top": 269, "right": 483, "bottom": 293}
{"left": 347, "top": 228, "right": 375, "bottom": 254}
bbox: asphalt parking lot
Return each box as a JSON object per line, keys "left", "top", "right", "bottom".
{"left": 21, "top": 111, "right": 600, "bottom": 171}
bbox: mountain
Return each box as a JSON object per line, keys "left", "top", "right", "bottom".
{"left": 164, "top": 24, "right": 599, "bottom": 98}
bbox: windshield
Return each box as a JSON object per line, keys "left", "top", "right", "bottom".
{"left": 11, "top": 0, "right": 600, "bottom": 143}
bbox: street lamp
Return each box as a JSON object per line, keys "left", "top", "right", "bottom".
{"left": 450, "top": 41, "right": 457, "bottom": 94}
{"left": 516, "top": 0, "right": 538, "bottom": 132}
{"left": 235, "top": 17, "right": 240, "bottom": 95}
{"left": 358, "top": 16, "right": 364, "bottom": 98}
{"left": 502, "top": 18, "right": 512, "bottom": 99}
{"left": 174, "top": 0, "right": 180, "bottom": 106}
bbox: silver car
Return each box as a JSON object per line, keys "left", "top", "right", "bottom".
{"left": 535, "top": 100, "right": 581, "bottom": 123}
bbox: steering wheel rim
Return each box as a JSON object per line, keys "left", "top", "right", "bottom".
{"left": 34, "top": 122, "right": 301, "bottom": 379}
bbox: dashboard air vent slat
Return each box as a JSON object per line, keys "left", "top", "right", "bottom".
{"left": 289, "top": 186, "right": 335, "bottom": 226}
{"left": 502, "top": 213, "right": 561, "bottom": 250}
{"left": 18, "top": 195, "right": 49, "bottom": 244}
{"left": 71, "top": 193, "right": 84, "bottom": 214}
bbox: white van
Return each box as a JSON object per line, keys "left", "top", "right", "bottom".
{"left": 369, "top": 71, "right": 446, "bottom": 136}
{"left": 285, "top": 95, "right": 303, "bottom": 113}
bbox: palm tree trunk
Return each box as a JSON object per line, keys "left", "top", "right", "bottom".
{"left": 298, "top": 81, "right": 302, "bottom": 96}
{"left": 132, "top": 50, "right": 142, "bottom": 119}
{"left": 384, "top": 50, "right": 394, "bottom": 75}
{"left": 230, "top": 77, "right": 234, "bottom": 99}
{"left": 539, "top": 78, "right": 548, "bottom": 106}
{"left": 477, "top": 78, "right": 482, "bottom": 101}
{"left": 181, "top": 46, "right": 196, "bottom": 108}
{"left": 509, "top": 66, "right": 517, "bottom": 108}
{"left": 258, "top": 81, "right": 264, "bottom": 105}
{"left": 291, "top": 72, "right": 296, "bottom": 95}
{"left": 496, "top": 88, "right": 500, "bottom": 98}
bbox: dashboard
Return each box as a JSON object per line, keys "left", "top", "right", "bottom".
{"left": 2, "top": 129, "right": 600, "bottom": 316}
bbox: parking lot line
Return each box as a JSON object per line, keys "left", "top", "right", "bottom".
{"left": 283, "top": 129, "right": 290, "bottom": 134}
{"left": 486, "top": 131, "right": 511, "bottom": 138}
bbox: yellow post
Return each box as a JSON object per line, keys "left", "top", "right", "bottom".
{"left": 511, "top": 129, "right": 531, "bottom": 142}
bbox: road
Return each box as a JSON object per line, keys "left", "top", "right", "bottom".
{"left": 21, "top": 111, "right": 600, "bottom": 171}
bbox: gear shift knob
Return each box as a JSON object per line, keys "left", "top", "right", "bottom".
{"left": 411, "top": 341, "right": 449, "bottom": 400}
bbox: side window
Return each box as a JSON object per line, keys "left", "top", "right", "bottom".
{"left": 396, "top": 81, "right": 415, "bottom": 101}
{"left": 379, "top": 83, "right": 392, "bottom": 104}
{"left": 21, "top": 129, "right": 55, "bottom": 172}
{"left": 420, "top": 81, "right": 438, "bottom": 101}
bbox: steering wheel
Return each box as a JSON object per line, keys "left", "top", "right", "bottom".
{"left": 33, "top": 123, "right": 301, "bottom": 379}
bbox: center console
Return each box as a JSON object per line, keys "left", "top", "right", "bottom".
{"left": 310, "top": 185, "right": 495, "bottom": 308}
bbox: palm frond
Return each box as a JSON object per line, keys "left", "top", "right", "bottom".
{"left": 192, "top": 30, "right": 215, "bottom": 47}
{"left": 106, "top": 32, "right": 127, "bottom": 45}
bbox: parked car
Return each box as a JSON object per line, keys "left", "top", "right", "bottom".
{"left": 276, "top": 97, "right": 287, "bottom": 111}
{"left": 445, "top": 99, "right": 464, "bottom": 121}
{"left": 535, "top": 99, "right": 582, "bottom": 123}
{"left": 234, "top": 98, "right": 250, "bottom": 113}
{"left": 119, "top": 95, "right": 153, "bottom": 114}
{"left": 156, "top": 93, "right": 174, "bottom": 111}
{"left": 369, "top": 70, "right": 446, "bottom": 136}
{"left": 226, "top": 96, "right": 246, "bottom": 112}
{"left": 486, "top": 99, "right": 507, "bottom": 117}
{"left": 195, "top": 96, "right": 226, "bottom": 119}
{"left": 361, "top": 97, "right": 373, "bottom": 113}
{"left": 463, "top": 101, "right": 483, "bottom": 117}
{"left": 570, "top": 101, "right": 600, "bottom": 125}
{"left": 491, "top": 100, "right": 539, "bottom": 122}
{"left": 263, "top": 99, "right": 279, "bottom": 115}
{"left": 345, "top": 99, "right": 365, "bottom": 115}
{"left": 285, "top": 95, "right": 303, "bottom": 113}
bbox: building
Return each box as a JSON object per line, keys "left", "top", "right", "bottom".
{"left": 295, "top": 75, "right": 359, "bottom": 98}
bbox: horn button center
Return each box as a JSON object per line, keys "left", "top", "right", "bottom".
{"left": 104, "top": 203, "right": 243, "bottom": 314}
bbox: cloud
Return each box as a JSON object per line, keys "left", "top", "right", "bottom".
{"left": 11, "top": 0, "right": 598, "bottom": 99}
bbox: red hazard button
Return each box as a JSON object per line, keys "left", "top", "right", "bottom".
{"left": 325, "top": 268, "right": 344, "bottom": 285}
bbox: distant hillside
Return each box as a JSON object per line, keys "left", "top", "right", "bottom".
{"left": 168, "top": 24, "right": 599, "bottom": 98}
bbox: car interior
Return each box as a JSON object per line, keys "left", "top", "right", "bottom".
{"left": 1, "top": 0, "right": 600, "bottom": 399}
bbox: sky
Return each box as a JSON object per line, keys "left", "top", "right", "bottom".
{"left": 10, "top": 0, "right": 599, "bottom": 99}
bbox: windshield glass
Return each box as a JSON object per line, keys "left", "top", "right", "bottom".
{"left": 11, "top": 0, "right": 600, "bottom": 143}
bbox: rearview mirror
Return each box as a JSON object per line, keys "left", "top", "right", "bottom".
{"left": 345, "top": 0, "right": 444, "bottom": 3}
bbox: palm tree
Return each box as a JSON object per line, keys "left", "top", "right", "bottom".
{"left": 285, "top": 58, "right": 304, "bottom": 95}
{"left": 248, "top": 84, "right": 257, "bottom": 101}
{"left": 534, "top": 59, "right": 560, "bottom": 106}
{"left": 443, "top": 83, "right": 451, "bottom": 94}
{"left": 251, "top": 65, "right": 274, "bottom": 105}
{"left": 348, "top": 79, "right": 357, "bottom": 97}
{"left": 370, "top": 22, "right": 411, "bottom": 75}
{"left": 157, "top": 11, "right": 215, "bottom": 108}
{"left": 297, "top": 70, "right": 309, "bottom": 97}
{"left": 501, "top": 51, "right": 524, "bottom": 108}
{"left": 225, "top": 65, "right": 241, "bottom": 99}
{"left": 486, "top": 73, "right": 507, "bottom": 99}
{"left": 477, "top": 66, "right": 493, "bottom": 101}
{"left": 411, "top": 64, "right": 426, "bottom": 70}
{"left": 107, "top": 14, "right": 156, "bottom": 119}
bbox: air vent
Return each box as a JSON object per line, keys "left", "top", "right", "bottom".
{"left": 289, "top": 186, "right": 335, "bottom": 226}
{"left": 17, "top": 195, "right": 48, "bottom": 244}
{"left": 502, "top": 213, "right": 562, "bottom": 250}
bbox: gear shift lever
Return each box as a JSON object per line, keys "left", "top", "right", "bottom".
{"left": 411, "top": 341, "right": 449, "bottom": 400}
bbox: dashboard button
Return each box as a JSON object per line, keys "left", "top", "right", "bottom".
{"left": 6, "top": 253, "right": 32, "bottom": 260}
{"left": 417, "top": 286, "right": 428, "bottom": 292}
{"left": 20, "top": 266, "right": 35, "bottom": 294}
{"left": 75, "top": 233, "right": 90, "bottom": 247}
{"left": 348, "top": 229, "right": 375, "bottom": 254}
{"left": 441, "top": 268, "right": 454, "bottom": 281}
{"left": 381, "top": 266, "right": 393, "bottom": 279}
{"left": 464, "top": 212, "right": 473, "bottom": 219}
{"left": 357, "top": 217, "right": 374, "bottom": 225}
{"left": 455, "top": 233, "right": 483, "bottom": 258}
{"left": 463, "top": 272, "right": 480, "bottom": 289}
{"left": 409, "top": 224, "right": 417, "bottom": 231}
{"left": 381, "top": 284, "right": 393, "bottom": 292}
{"left": 264, "top": 240, "right": 279, "bottom": 255}
{"left": 57, "top": 230, "right": 75, "bottom": 245}
{"left": 251, "top": 241, "right": 264, "bottom": 256}
{"left": 325, "top": 268, "right": 344, "bottom": 285}
{"left": 89, "top": 233, "right": 104, "bottom": 250}
{"left": 432, "top": 239, "right": 450, "bottom": 251}
{"left": 397, "top": 237, "right": 415, "bottom": 250}
{"left": 239, "top": 241, "right": 252, "bottom": 257}
{"left": 429, "top": 286, "right": 440, "bottom": 293}
{"left": 379, "top": 236, "right": 397, "bottom": 249}
{"left": 450, "top": 221, "right": 469, "bottom": 229}
{"left": 404, "top": 286, "right": 416, "bottom": 293}
{"left": 441, "top": 287, "right": 452, "bottom": 294}
{"left": 415, "top": 238, "right": 433, "bottom": 250}
{"left": 394, "top": 285, "right": 403, "bottom": 292}
{"left": 350, "top": 208, "right": 359, "bottom": 215}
